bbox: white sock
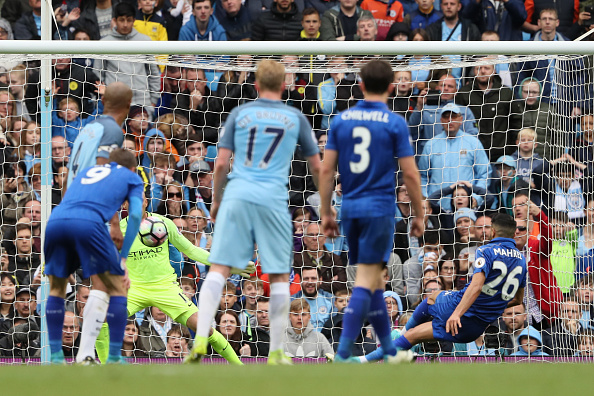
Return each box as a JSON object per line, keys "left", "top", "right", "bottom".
{"left": 269, "top": 282, "right": 290, "bottom": 353}
{"left": 76, "top": 290, "right": 110, "bottom": 363}
{"left": 196, "top": 271, "right": 226, "bottom": 338}
{"left": 359, "top": 356, "right": 368, "bottom": 363}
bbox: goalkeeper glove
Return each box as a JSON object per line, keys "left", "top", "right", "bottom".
{"left": 229, "top": 261, "right": 256, "bottom": 278}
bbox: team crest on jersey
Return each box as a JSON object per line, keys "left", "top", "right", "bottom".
{"left": 318, "top": 306, "right": 328, "bottom": 314}
{"left": 389, "top": 10, "right": 396, "bottom": 17}
{"left": 474, "top": 257, "right": 486, "bottom": 269}
{"left": 460, "top": 149, "right": 467, "bottom": 156}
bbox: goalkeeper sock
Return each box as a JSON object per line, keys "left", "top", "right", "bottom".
{"left": 406, "top": 298, "right": 432, "bottom": 331}
{"left": 95, "top": 323, "right": 110, "bottom": 364}
{"left": 106, "top": 296, "right": 128, "bottom": 359}
{"left": 76, "top": 290, "right": 110, "bottom": 363}
{"left": 46, "top": 296, "right": 65, "bottom": 356}
{"left": 208, "top": 329, "right": 243, "bottom": 365}
{"left": 367, "top": 289, "right": 397, "bottom": 357}
{"left": 269, "top": 282, "right": 290, "bottom": 353}
{"left": 336, "top": 287, "right": 372, "bottom": 360}
{"left": 196, "top": 271, "right": 226, "bottom": 338}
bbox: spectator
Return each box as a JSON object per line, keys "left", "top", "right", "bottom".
{"left": 153, "top": 65, "right": 184, "bottom": 120}
{"left": 0, "top": 20, "right": 16, "bottom": 74}
{"left": 134, "top": 0, "right": 168, "bottom": 42}
{"left": 575, "top": 275, "right": 594, "bottom": 331}
{"left": 248, "top": 297, "right": 271, "bottom": 357}
{"left": 479, "top": 31, "right": 512, "bottom": 87}
{"left": 499, "top": 303, "right": 529, "bottom": 355}
{"left": 172, "top": 68, "right": 221, "bottom": 133}
{"left": 188, "top": 160, "right": 213, "bottom": 213}
{"left": 121, "top": 318, "right": 152, "bottom": 358}
{"left": 453, "top": 207, "right": 476, "bottom": 254}
{"left": 61, "top": 311, "right": 80, "bottom": 358}
{"left": 418, "top": 103, "right": 490, "bottom": 210}
{"left": 162, "top": 0, "right": 192, "bottom": 41}
{"left": 461, "top": 0, "right": 526, "bottom": 41}
{"left": 51, "top": 97, "right": 100, "bottom": 147}
{"left": 71, "top": 28, "right": 94, "bottom": 67}
{"left": 291, "top": 206, "right": 313, "bottom": 253}
{"left": 72, "top": 0, "right": 116, "bottom": 40}
{"left": 0, "top": 89, "right": 17, "bottom": 140}
{"left": 320, "top": 0, "right": 373, "bottom": 40}
{"left": 389, "top": 70, "right": 415, "bottom": 120}
{"left": 238, "top": 276, "right": 262, "bottom": 333}
{"left": 96, "top": 2, "right": 161, "bottom": 109}
{"left": 385, "top": 21, "right": 409, "bottom": 41}
{"left": 21, "top": 199, "right": 41, "bottom": 252}
{"left": 569, "top": 114, "right": 594, "bottom": 168}
{"left": 8, "top": 65, "right": 32, "bottom": 123}
{"left": 280, "top": 55, "right": 308, "bottom": 111}
{"left": 8, "top": 222, "right": 40, "bottom": 285}
{"left": 156, "top": 181, "right": 189, "bottom": 220}
{"left": 356, "top": 15, "right": 378, "bottom": 41}
{"left": 514, "top": 202, "right": 563, "bottom": 328}
{"left": 139, "top": 306, "right": 171, "bottom": 355}
{"left": 549, "top": 213, "right": 578, "bottom": 294}
{"left": 215, "top": 310, "right": 251, "bottom": 356}
{"left": 407, "top": 0, "right": 442, "bottom": 30}
{"left": 456, "top": 59, "right": 521, "bottom": 161}
{"left": 576, "top": 332, "right": 594, "bottom": 357}
{"left": 13, "top": 288, "right": 38, "bottom": 324}
{"left": 179, "top": 0, "right": 227, "bottom": 41}
{"left": 523, "top": 0, "right": 579, "bottom": 37}
{"left": 300, "top": 7, "right": 322, "bottom": 40}
{"left": 65, "top": 280, "right": 90, "bottom": 320}
{"left": 125, "top": 106, "right": 152, "bottom": 150}
{"left": 510, "top": 327, "right": 548, "bottom": 356}
{"left": 438, "top": 254, "right": 457, "bottom": 291}
{"left": 14, "top": 0, "right": 50, "bottom": 40}
{"left": 219, "top": 281, "right": 241, "bottom": 314}
{"left": 146, "top": 153, "right": 177, "bottom": 212}
{"left": 284, "top": 298, "right": 333, "bottom": 358}
{"left": 488, "top": 155, "right": 522, "bottom": 215}
{"left": 511, "top": 128, "right": 544, "bottom": 184}
{"left": 577, "top": 199, "right": 594, "bottom": 280}
{"left": 185, "top": 207, "right": 211, "bottom": 250}
{"left": 251, "top": 0, "right": 303, "bottom": 41}
{"left": 543, "top": 297, "right": 583, "bottom": 357}
{"left": 0, "top": 273, "right": 15, "bottom": 330}
{"left": 177, "top": 134, "right": 206, "bottom": 172}
{"left": 0, "top": 162, "right": 35, "bottom": 231}
{"left": 214, "top": 0, "right": 253, "bottom": 41}
{"left": 138, "top": 129, "right": 167, "bottom": 168}
{"left": 51, "top": 135, "right": 71, "bottom": 171}
{"left": 360, "top": 0, "right": 403, "bottom": 41}
{"left": 165, "top": 324, "right": 191, "bottom": 358}
{"left": 216, "top": 55, "right": 258, "bottom": 123}
{"left": 291, "top": 267, "right": 333, "bottom": 332}
{"left": 383, "top": 291, "right": 403, "bottom": 329}
{"left": 409, "top": 72, "right": 479, "bottom": 155}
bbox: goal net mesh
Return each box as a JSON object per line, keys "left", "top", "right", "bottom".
{"left": 0, "top": 51, "right": 593, "bottom": 362}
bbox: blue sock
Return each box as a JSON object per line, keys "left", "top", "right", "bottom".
{"left": 337, "top": 287, "right": 372, "bottom": 359}
{"left": 394, "top": 335, "right": 413, "bottom": 350}
{"left": 364, "top": 345, "right": 385, "bottom": 362}
{"left": 106, "top": 296, "right": 127, "bottom": 359}
{"left": 46, "top": 296, "right": 65, "bottom": 355}
{"left": 367, "top": 289, "right": 397, "bottom": 356}
{"left": 405, "top": 298, "right": 432, "bottom": 331}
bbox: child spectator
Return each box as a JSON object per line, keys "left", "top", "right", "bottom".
{"left": 575, "top": 332, "right": 594, "bottom": 357}
{"left": 389, "top": 70, "right": 415, "bottom": 119}
{"left": 239, "top": 276, "right": 263, "bottom": 334}
{"left": 569, "top": 113, "right": 594, "bottom": 168}
{"left": 219, "top": 281, "right": 241, "bottom": 314}
{"left": 516, "top": 79, "right": 552, "bottom": 159}
{"left": 284, "top": 298, "right": 333, "bottom": 358}
{"left": 134, "top": 0, "right": 168, "bottom": 42}
{"left": 179, "top": 277, "right": 198, "bottom": 306}
{"left": 510, "top": 328, "right": 548, "bottom": 356}
{"left": 511, "top": 128, "right": 544, "bottom": 184}
{"left": 488, "top": 155, "right": 521, "bottom": 215}
{"left": 52, "top": 97, "right": 100, "bottom": 146}
{"left": 164, "top": 324, "right": 190, "bottom": 358}
{"left": 549, "top": 212, "right": 578, "bottom": 295}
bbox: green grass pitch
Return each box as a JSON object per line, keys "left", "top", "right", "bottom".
{"left": 1, "top": 363, "right": 592, "bottom": 395}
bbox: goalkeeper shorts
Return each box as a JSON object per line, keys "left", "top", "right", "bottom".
{"left": 209, "top": 199, "right": 292, "bottom": 274}
{"left": 127, "top": 281, "right": 197, "bottom": 325}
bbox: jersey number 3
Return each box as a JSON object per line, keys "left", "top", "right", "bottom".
{"left": 481, "top": 261, "right": 523, "bottom": 301}
{"left": 350, "top": 127, "right": 371, "bottom": 174}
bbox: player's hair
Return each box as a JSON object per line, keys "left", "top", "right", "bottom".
{"left": 302, "top": 7, "right": 320, "bottom": 19}
{"left": 491, "top": 213, "right": 517, "bottom": 238}
{"left": 109, "top": 148, "right": 137, "bottom": 169}
{"left": 517, "top": 128, "right": 537, "bottom": 141}
{"left": 290, "top": 298, "right": 310, "bottom": 313}
{"left": 539, "top": 8, "right": 558, "bottom": 20}
{"left": 255, "top": 60, "right": 285, "bottom": 93}
{"left": 359, "top": 60, "right": 393, "bottom": 95}
{"left": 113, "top": 2, "right": 136, "bottom": 18}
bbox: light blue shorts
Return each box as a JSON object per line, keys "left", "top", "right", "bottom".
{"left": 209, "top": 199, "right": 292, "bottom": 274}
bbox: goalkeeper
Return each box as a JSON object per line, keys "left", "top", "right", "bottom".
{"left": 93, "top": 201, "right": 252, "bottom": 365}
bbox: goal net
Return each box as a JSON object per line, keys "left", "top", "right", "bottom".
{"left": 0, "top": 48, "right": 593, "bottom": 363}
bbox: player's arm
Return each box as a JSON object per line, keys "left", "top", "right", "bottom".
{"left": 109, "top": 213, "right": 124, "bottom": 249}
{"left": 121, "top": 195, "right": 143, "bottom": 259}
{"left": 445, "top": 272, "right": 486, "bottom": 336}
{"left": 399, "top": 156, "right": 424, "bottom": 237}
{"left": 319, "top": 148, "right": 339, "bottom": 237}
{"left": 507, "top": 287, "right": 525, "bottom": 308}
{"left": 211, "top": 147, "right": 232, "bottom": 222}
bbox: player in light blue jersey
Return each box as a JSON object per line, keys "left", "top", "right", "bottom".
{"left": 320, "top": 60, "right": 425, "bottom": 363}
{"left": 44, "top": 149, "right": 144, "bottom": 364}
{"left": 67, "top": 82, "right": 132, "bottom": 186}
{"left": 360, "top": 213, "right": 527, "bottom": 363}
{"left": 188, "top": 60, "right": 321, "bottom": 365}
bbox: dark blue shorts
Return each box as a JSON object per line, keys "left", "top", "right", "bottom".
{"left": 428, "top": 292, "right": 490, "bottom": 343}
{"left": 44, "top": 218, "right": 123, "bottom": 279}
{"left": 342, "top": 216, "right": 394, "bottom": 265}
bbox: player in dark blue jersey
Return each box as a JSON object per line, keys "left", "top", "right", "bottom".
{"left": 319, "top": 60, "right": 425, "bottom": 363}
{"left": 44, "top": 149, "right": 144, "bottom": 364}
{"left": 360, "top": 213, "right": 527, "bottom": 363}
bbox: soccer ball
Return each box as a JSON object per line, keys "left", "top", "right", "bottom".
{"left": 138, "top": 216, "right": 168, "bottom": 247}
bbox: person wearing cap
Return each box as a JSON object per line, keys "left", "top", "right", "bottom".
{"left": 489, "top": 155, "right": 521, "bottom": 215}
{"left": 409, "top": 71, "right": 478, "bottom": 155}
{"left": 384, "top": 291, "right": 403, "bottom": 330}
{"left": 454, "top": 207, "right": 477, "bottom": 248}
{"left": 406, "top": 0, "right": 442, "bottom": 30}
{"left": 385, "top": 21, "right": 409, "bottom": 40}
{"left": 418, "top": 102, "right": 490, "bottom": 213}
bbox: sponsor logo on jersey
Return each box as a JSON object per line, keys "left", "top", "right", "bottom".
{"left": 129, "top": 246, "right": 165, "bottom": 260}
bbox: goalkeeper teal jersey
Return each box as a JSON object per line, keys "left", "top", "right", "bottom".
{"left": 120, "top": 212, "right": 211, "bottom": 285}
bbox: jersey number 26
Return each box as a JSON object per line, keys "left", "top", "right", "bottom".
{"left": 481, "top": 261, "right": 523, "bottom": 301}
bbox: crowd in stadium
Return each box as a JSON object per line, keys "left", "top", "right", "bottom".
{"left": 0, "top": 0, "right": 594, "bottom": 360}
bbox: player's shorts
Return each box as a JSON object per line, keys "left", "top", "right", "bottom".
{"left": 127, "top": 281, "right": 197, "bottom": 325}
{"left": 342, "top": 216, "right": 394, "bottom": 265}
{"left": 428, "top": 291, "right": 490, "bottom": 343}
{"left": 44, "top": 218, "right": 123, "bottom": 279}
{"left": 209, "top": 199, "right": 292, "bottom": 274}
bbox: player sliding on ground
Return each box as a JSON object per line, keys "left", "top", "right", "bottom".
{"left": 44, "top": 149, "right": 144, "bottom": 364}
{"left": 359, "top": 213, "right": 526, "bottom": 363}
{"left": 90, "top": 200, "right": 253, "bottom": 365}
{"left": 319, "top": 59, "right": 425, "bottom": 363}
{"left": 188, "top": 59, "right": 321, "bottom": 365}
